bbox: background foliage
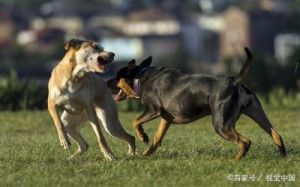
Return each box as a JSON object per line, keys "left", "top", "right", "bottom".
{"left": 1, "top": 46, "right": 299, "bottom": 111}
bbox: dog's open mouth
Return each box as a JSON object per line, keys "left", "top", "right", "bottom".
{"left": 97, "top": 56, "right": 113, "bottom": 71}
{"left": 98, "top": 56, "right": 113, "bottom": 65}
{"left": 113, "top": 89, "right": 126, "bottom": 102}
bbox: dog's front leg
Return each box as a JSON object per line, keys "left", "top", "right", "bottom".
{"left": 48, "top": 99, "right": 71, "bottom": 149}
{"left": 133, "top": 109, "right": 160, "bottom": 144}
{"left": 143, "top": 118, "right": 170, "bottom": 156}
{"left": 86, "top": 108, "right": 116, "bottom": 161}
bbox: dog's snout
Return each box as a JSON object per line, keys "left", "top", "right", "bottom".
{"left": 109, "top": 52, "right": 115, "bottom": 57}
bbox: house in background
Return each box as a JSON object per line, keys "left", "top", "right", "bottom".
{"left": 249, "top": 10, "right": 287, "bottom": 57}
{"left": 197, "top": 6, "right": 291, "bottom": 62}
{"left": 123, "top": 8, "right": 181, "bottom": 60}
{"left": 0, "top": 11, "right": 16, "bottom": 48}
{"left": 87, "top": 8, "right": 181, "bottom": 62}
{"left": 220, "top": 7, "right": 250, "bottom": 58}
{"left": 196, "top": 7, "right": 249, "bottom": 64}
{"left": 196, "top": 14, "right": 222, "bottom": 63}
{"left": 274, "top": 33, "right": 300, "bottom": 63}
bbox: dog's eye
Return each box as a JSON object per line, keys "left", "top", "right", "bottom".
{"left": 93, "top": 45, "right": 102, "bottom": 51}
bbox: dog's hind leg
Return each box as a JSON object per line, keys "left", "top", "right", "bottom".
{"left": 242, "top": 94, "right": 286, "bottom": 157}
{"left": 95, "top": 105, "right": 136, "bottom": 156}
{"left": 61, "top": 111, "right": 88, "bottom": 159}
{"left": 86, "top": 108, "right": 116, "bottom": 161}
{"left": 143, "top": 118, "right": 170, "bottom": 156}
{"left": 213, "top": 124, "right": 251, "bottom": 160}
{"left": 211, "top": 101, "right": 251, "bottom": 160}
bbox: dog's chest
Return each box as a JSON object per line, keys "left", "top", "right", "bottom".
{"left": 52, "top": 86, "right": 85, "bottom": 114}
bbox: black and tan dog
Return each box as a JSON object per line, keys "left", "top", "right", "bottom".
{"left": 107, "top": 48, "right": 286, "bottom": 160}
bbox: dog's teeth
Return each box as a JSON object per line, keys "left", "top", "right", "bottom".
{"left": 113, "top": 90, "right": 123, "bottom": 101}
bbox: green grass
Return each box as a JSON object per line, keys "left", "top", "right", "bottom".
{"left": 0, "top": 109, "right": 299, "bottom": 187}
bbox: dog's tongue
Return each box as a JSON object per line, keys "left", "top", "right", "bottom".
{"left": 113, "top": 89, "right": 123, "bottom": 101}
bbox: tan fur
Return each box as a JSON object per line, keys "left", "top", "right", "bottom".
{"left": 47, "top": 48, "right": 77, "bottom": 149}
{"left": 51, "top": 48, "right": 76, "bottom": 86}
{"left": 47, "top": 40, "right": 135, "bottom": 160}
{"left": 117, "top": 78, "right": 137, "bottom": 97}
{"left": 271, "top": 128, "right": 283, "bottom": 147}
{"left": 133, "top": 111, "right": 159, "bottom": 144}
{"left": 143, "top": 118, "right": 170, "bottom": 156}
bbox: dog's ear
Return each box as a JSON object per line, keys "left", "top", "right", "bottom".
{"left": 139, "top": 56, "right": 152, "bottom": 69}
{"left": 128, "top": 59, "right": 136, "bottom": 70}
{"left": 64, "top": 39, "right": 82, "bottom": 50}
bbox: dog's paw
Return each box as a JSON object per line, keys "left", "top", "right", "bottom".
{"left": 67, "top": 154, "right": 75, "bottom": 161}
{"left": 139, "top": 133, "right": 149, "bottom": 144}
{"left": 60, "top": 139, "right": 71, "bottom": 150}
{"left": 59, "top": 133, "right": 71, "bottom": 149}
{"left": 67, "top": 150, "right": 82, "bottom": 160}
{"left": 104, "top": 152, "right": 116, "bottom": 161}
{"left": 143, "top": 144, "right": 158, "bottom": 156}
{"left": 127, "top": 149, "right": 135, "bottom": 157}
{"left": 127, "top": 147, "right": 135, "bottom": 156}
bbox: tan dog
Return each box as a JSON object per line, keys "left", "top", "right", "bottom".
{"left": 47, "top": 39, "right": 135, "bottom": 160}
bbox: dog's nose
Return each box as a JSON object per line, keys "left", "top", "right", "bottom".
{"left": 109, "top": 52, "right": 115, "bottom": 57}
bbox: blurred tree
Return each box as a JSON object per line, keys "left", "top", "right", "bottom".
{"left": 0, "top": 70, "right": 47, "bottom": 110}
{"left": 157, "top": 46, "right": 192, "bottom": 72}
{"left": 224, "top": 53, "right": 299, "bottom": 102}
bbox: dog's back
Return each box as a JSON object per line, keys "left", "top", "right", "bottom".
{"left": 139, "top": 47, "right": 252, "bottom": 119}
{"left": 139, "top": 67, "right": 242, "bottom": 121}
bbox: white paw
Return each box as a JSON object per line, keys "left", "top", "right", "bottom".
{"left": 127, "top": 148, "right": 135, "bottom": 156}
{"left": 67, "top": 155, "right": 75, "bottom": 161}
{"left": 59, "top": 133, "right": 71, "bottom": 149}
{"left": 67, "top": 153, "right": 78, "bottom": 160}
{"left": 104, "top": 152, "right": 116, "bottom": 161}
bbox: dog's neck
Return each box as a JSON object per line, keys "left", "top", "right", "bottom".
{"left": 53, "top": 48, "right": 81, "bottom": 88}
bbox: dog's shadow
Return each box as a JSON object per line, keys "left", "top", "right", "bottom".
{"left": 132, "top": 146, "right": 234, "bottom": 161}
{"left": 133, "top": 143, "right": 300, "bottom": 161}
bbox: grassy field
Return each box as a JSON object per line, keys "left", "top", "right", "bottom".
{"left": 0, "top": 108, "right": 299, "bottom": 187}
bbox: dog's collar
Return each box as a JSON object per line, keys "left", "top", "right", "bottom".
{"left": 133, "top": 79, "right": 140, "bottom": 98}
{"left": 132, "top": 67, "right": 149, "bottom": 98}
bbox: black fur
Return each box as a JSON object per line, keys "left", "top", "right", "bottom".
{"left": 107, "top": 48, "right": 286, "bottom": 159}
{"left": 64, "top": 39, "right": 84, "bottom": 51}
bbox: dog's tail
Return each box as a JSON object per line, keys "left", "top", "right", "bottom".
{"left": 233, "top": 47, "right": 252, "bottom": 86}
